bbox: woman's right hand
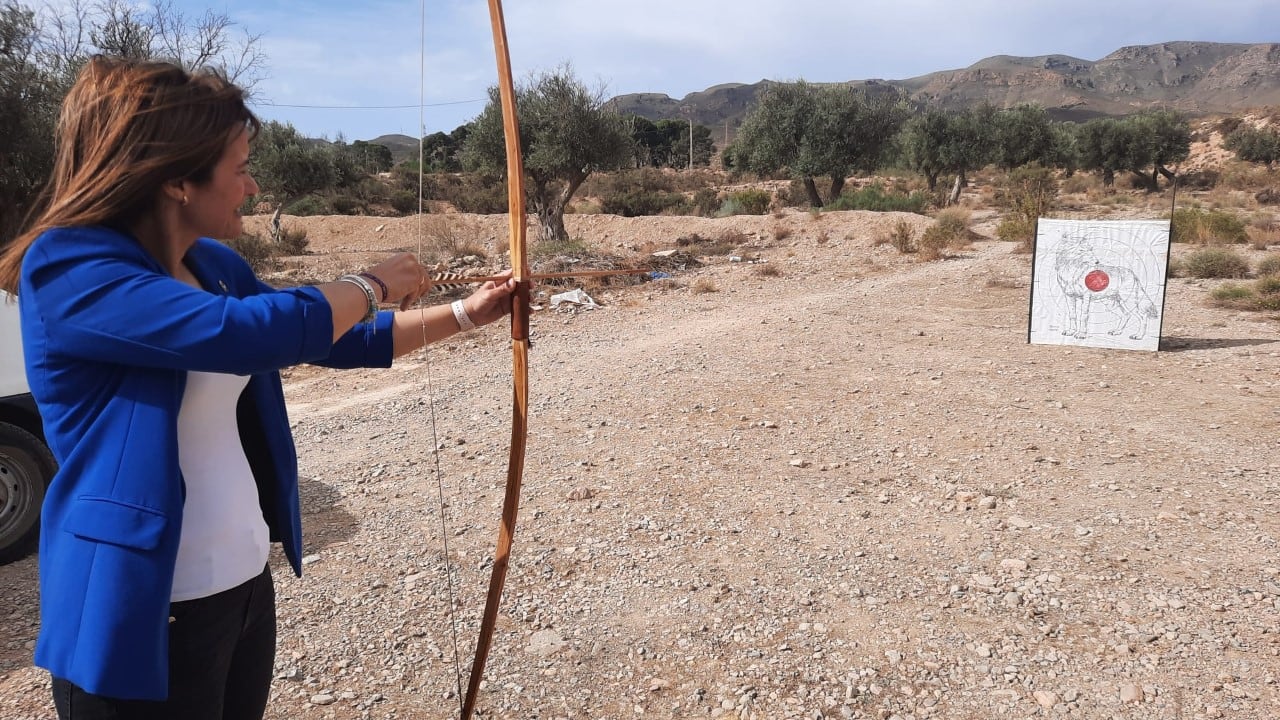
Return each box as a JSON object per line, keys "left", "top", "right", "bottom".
{"left": 363, "top": 253, "right": 429, "bottom": 310}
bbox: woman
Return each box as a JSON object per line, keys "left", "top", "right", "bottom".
{"left": 0, "top": 56, "right": 515, "bottom": 719}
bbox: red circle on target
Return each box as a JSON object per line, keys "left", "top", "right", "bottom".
{"left": 1084, "top": 269, "right": 1110, "bottom": 292}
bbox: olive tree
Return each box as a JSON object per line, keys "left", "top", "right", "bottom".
{"left": 0, "top": 0, "right": 267, "bottom": 244}
{"left": 1076, "top": 110, "right": 1190, "bottom": 190}
{"left": 463, "top": 65, "right": 633, "bottom": 243}
{"left": 731, "top": 80, "right": 909, "bottom": 207}
{"left": 1223, "top": 125, "right": 1280, "bottom": 167}
{"left": 0, "top": 1, "right": 60, "bottom": 242}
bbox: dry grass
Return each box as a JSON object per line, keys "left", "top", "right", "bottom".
{"left": 877, "top": 219, "right": 916, "bottom": 254}
{"left": 984, "top": 273, "right": 1022, "bottom": 289}
{"left": 691, "top": 277, "right": 718, "bottom": 294}
{"left": 419, "top": 215, "right": 489, "bottom": 262}
{"left": 752, "top": 263, "right": 783, "bottom": 278}
{"left": 773, "top": 225, "right": 793, "bottom": 242}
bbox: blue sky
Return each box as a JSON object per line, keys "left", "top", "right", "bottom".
{"left": 174, "top": 0, "right": 1279, "bottom": 141}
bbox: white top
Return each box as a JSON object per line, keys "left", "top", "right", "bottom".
{"left": 171, "top": 371, "right": 271, "bottom": 602}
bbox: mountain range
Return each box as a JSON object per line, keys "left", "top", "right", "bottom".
{"left": 370, "top": 41, "right": 1280, "bottom": 158}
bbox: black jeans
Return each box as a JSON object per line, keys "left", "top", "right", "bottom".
{"left": 52, "top": 564, "right": 277, "bottom": 720}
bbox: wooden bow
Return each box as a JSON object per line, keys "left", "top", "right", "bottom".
{"left": 460, "top": 0, "right": 529, "bottom": 716}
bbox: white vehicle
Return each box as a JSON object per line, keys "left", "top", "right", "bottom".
{"left": 0, "top": 292, "right": 55, "bottom": 564}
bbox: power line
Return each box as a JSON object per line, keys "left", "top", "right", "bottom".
{"left": 249, "top": 98, "right": 485, "bottom": 110}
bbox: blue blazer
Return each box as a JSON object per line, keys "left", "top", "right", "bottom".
{"left": 19, "top": 226, "right": 395, "bottom": 700}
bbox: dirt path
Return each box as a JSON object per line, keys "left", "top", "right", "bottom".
{"left": 2, "top": 210, "right": 1278, "bottom": 720}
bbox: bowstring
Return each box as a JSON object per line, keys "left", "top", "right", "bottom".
{"left": 418, "top": 0, "right": 465, "bottom": 709}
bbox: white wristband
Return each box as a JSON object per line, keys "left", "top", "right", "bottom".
{"left": 451, "top": 299, "right": 475, "bottom": 331}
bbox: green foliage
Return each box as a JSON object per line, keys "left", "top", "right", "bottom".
{"left": 420, "top": 126, "right": 471, "bottom": 172}
{"left": 1209, "top": 277, "right": 1280, "bottom": 311}
{"left": 346, "top": 141, "right": 394, "bottom": 174}
{"left": 1075, "top": 110, "right": 1190, "bottom": 189}
{"left": 409, "top": 173, "right": 506, "bottom": 214}
{"left": 896, "top": 109, "right": 953, "bottom": 190}
{"left": 1210, "top": 283, "right": 1254, "bottom": 302}
{"left": 732, "top": 80, "right": 909, "bottom": 207}
{"left": 530, "top": 235, "right": 593, "bottom": 262}
{"left": 285, "top": 195, "right": 329, "bottom": 216}
{"left": 0, "top": 2, "right": 62, "bottom": 243}
{"left": 390, "top": 190, "right": 419, "bottom": 215}
{"left": 994, "top": 164, "right": 1057, "bottom": 248}
{"left": 996, "top": 216, "right": 1038, "bottom": 246}
{"left": 252, "top": 122, "right": 338, "bottom": 201}
{"left": 464, "top": 64, "right": 633, "bottom": 242}
{"left": 716, "top": 189, "right": 771, "bottom": 216}
{"left": 991, "top": 104, "right": 1058, "bottom": 170}
{"left": 627, "top": 115, "right": 716, "bottom": 168}
{"left": 1223, "top": 126, "right": 1280, "bottom": 167}
{"left": 827, "top": 182, "right": 928, "bottom": 213}
{"left": 600, "top": 190, "right": 687, "bottom": 217}
{"left": 1171, "top": 208, "right": 1249, "bottom": 244}
{"left": 328, "top": 194, "right": 364, "bottom": 215}
{"left": 1180, "top": 247, "right": 1250, "bottom": 278}
{"left": 692, "top": 188, "right": 721, "bottom": 217}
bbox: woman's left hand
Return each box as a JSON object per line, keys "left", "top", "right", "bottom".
{"left": 460, "top": 271, "right": 519, "bottom": 327}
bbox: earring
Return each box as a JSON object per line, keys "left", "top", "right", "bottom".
{"left": 181, "top": 195, "right": 189, "bottom": 207}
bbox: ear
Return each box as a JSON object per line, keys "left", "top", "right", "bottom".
{"left": 161, "top": 179, "right": 189, "bottom": 206}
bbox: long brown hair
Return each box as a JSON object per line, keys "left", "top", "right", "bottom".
{"left": 0, "top": 56, "right": 260, "bottom": 294}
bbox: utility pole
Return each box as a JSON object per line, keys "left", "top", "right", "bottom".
{"left": 688, "top": 117, "right": 694, "bottom": 171}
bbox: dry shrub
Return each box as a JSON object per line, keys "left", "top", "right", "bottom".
{"left": 815, "top": 229, "right": 830, "bottom": 245}
{"left": 1171, "top": 207, "right": 1249, "bottom": 244}
{"left": 984, "top": 273, "right": 1021, "bottom": 289}
{"left": 1248, "top": 227, "right": 1278, "bottom": 250}
{"left": 1217, "top": 161, "right": 1274, "bottom": 192}
{"left": 716, "top": 228, "right": 749, "bottom": 251}
{"left": 1060, "top": 173, "right": 1101, "bottom": 195}
{"left": 918, "top": 212, "right": 972, "bottom": 261}
{"left": 752, "top": 263, "right": 783, "bottom": 278}
{"left": 676, "top": 230, "right": 741, "bottom": 257}
{"left": 225, "top": 231, "right": 278, "bottom": 274}
{"left": 1210, "top": 277, "right": 1280, "bottom": 311}
{"left": 1256, "top": 253, "right": 1280, "bottom": 277}
{"left": 773, "top": 225, "right": 793, "bottom": 242}
{"left": 882, "top": 219, "right": 915, "bottom": 253}
{"left": 418, "top": 216, "right": 489, "bottom": 263}
{"left": 1178, "top": 247, "right": 1251, "bottom": 278}
{"left": 276, "top": 226, "right": 310, "bottom": 255}
{"left": 995, "top": 164, "right": 1056, "bottom": 253}
{"left": 718, "top": 189, "right": 772, "bottom": 216}
{"left": 1209, "top": 282, "right": 1255, "bottom": 308}
{"left": 691, "top": 277, "right": 718, "bottom": 294}
{"left": 1205, "top": 187, "right": 1254, "bottom": 210}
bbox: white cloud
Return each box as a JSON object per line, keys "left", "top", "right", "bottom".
{"left": 190, "top": 0, "right": 1280, "bottom": 139}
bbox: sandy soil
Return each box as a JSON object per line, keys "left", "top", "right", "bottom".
{"left": 2, "top": 203, "right": 1278, "bottom": 720}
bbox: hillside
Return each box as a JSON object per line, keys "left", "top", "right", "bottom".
{"left": 611, "top": 41, "right": 1280, "bottom": 135}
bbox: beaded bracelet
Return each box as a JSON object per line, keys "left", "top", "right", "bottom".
{"left": 357, "top": 271, "right": 389, "bottom": 302}
{"left": 337, "top": 274, "right": 378, "bottom": 324}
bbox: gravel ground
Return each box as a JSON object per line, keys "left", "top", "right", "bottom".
{"left": 2, "top": 208, "right": 1278, "bottom": 720}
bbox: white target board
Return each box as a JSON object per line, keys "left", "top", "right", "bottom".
{"left": 1028, "top": 218, "right": 1171, "bottom": 352}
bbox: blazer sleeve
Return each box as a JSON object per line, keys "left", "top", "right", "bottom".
{"left": 22, "top": 227, "right": 335, "bottom": 374}
{"left": 311, "top": 311, "right": 396, "bottom": 369}
{"left": 210, "top": 238, "right": 395, "bottom": 370}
